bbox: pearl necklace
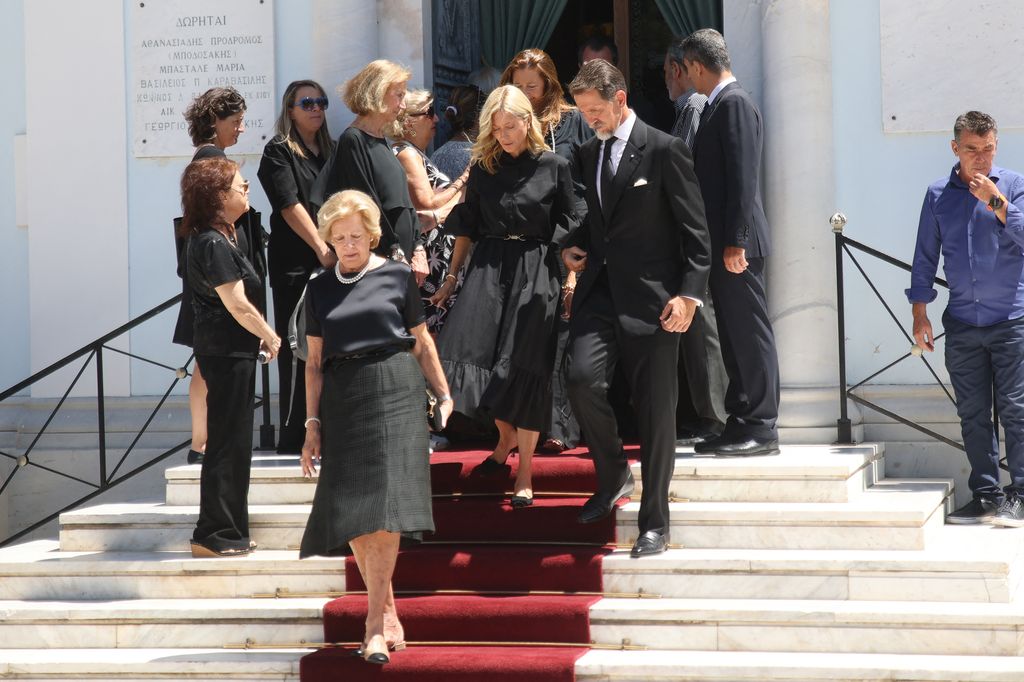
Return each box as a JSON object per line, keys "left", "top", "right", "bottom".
{"left": 335, "top": 259, "right": 372, "bottom": 285}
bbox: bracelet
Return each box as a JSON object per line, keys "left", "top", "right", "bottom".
{"left": 444, "top": 274, "right": 457, "bottom": 283}
{"left": 437, "top": 394, "right": 452, "bottom": 402}
{"left": 304, "top": 417, "right": 321, "bottom": 428}
{"left": 561, "top": 285, "right": 575, "bottom": 292}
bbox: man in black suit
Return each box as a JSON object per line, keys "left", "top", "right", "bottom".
{"left": 682, "top": 29, "right": 781, "bottom": 457}
{"left": 564, "top": 59, "right": 711, "bottom": 557}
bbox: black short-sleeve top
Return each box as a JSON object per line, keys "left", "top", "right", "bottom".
{"left": 322, "top": 127, "right": 419, "bottom": 259}
{"left": 257, "top": 135, "right": 336, "bottom": 288}
{"left": 304, "top": 259, "right": 425, "bottom": 361}
{"left": 187, "top": 228, "right": 262, "bottom": 358}
{"left": 445, "top": 150, "right": 578, "bottom": 246}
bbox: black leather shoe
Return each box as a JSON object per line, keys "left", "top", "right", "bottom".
{"left": 578, "top": 471, "right": 635, "bottom": 524}
{"left": 630, "top": 531, "right": 668, "bottom": 557}
{"left": 693, "top": 433, "right": 730, "bottom": 454}
{"left": 675, "top": 427, "right": 719, "bottom": 448}
{"left": 471, "top": 457, "right": 510, "bottom": 477}
{"left": 713, "top": 438, "right": 780, "bottom": 457}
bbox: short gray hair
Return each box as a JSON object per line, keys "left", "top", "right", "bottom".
{"left": 666, "top": 37, "right": 686, "bottom": 67}
{"left": 953, "top": 111, "right": 997, "bottom": 142}
{"left": 679, "top": 28, "right": 731, "bottom": 73}
{"left": 568, "top": 59, "right": 627, "bottom": 102}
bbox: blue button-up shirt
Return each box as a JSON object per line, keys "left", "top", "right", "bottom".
{"left": 907, "top": 164, "right": 1024, "bottom": 327}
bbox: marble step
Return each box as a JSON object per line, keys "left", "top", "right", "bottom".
{"left": 0, "top": 649, "right": 304, "bottom": 681}
{"left": 587, "top": 597, "right": 1024, "bottom": 656}
{"left": 616, "top": 479, "right": 952, "bottom": 550}
{"left": 164, "top": 446, "right": 885, "bottom": 506}
{"left": 0, "top": 597, "right": 327, "bottom": 649}
{"left": 655, "top": 444, "right": 883, "bottom": 502}
{"left": 58, "top": 503, "right": 313, "bottom": 552}
{"left": 602, "top": 524, "right": 1024, "bottom": 603}
{"left": 0, "top": 540, "right": 345, "bottom": 600}
{"left": 576, "top": 650, "right": 1024, "bottom": 681}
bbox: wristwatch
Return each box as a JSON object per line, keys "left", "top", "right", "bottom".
{"left": 989, "top": 194, "right": 1006, "bottom": 211}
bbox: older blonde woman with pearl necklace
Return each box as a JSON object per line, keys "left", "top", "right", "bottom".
{"left": 298, "top": 190, "right": 451, "bottom": 666}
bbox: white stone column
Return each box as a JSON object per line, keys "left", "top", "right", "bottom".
{"left": 760, "top": 0, "right": 857, "bottom": 441}
{"left": 24, "top": 0, "right": 130, "bottom": 398}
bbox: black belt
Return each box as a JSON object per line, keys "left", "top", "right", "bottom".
{"left": 323, "top": 346, "right": 401, "bottom": 370}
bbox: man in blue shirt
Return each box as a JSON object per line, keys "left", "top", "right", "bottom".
{"left": 908, "top": 110, "right": 1024, "bottom": 526}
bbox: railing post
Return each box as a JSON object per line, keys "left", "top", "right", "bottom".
{"left": 95, "top": 346, "right": 108, "bottom": 485}
{"left": 831, "top": 212, "right": 854, "bottom": 444}
{"left": 258, "top": 362, "right": 275, "bottom": 450}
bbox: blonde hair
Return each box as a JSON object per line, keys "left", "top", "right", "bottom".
{"left": 273, "top": 79, "right": 333, "bottom": 159}
{"left": 317, "top": 190, "right": 383, "bottom": 248}
{"left": 341, "top": 60, "right": 412, "bottom": 117}
{"left": 472, "top": 85, "right": 549, "bottom": 174}
{"left": 395, "top": 89, "right": 434, "bottom": 141}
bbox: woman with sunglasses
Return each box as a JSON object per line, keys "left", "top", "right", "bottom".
{"left": 392, "top": 90, "right": 469, "bottom": 336}
{"left": 257, "top": 80, "right": 337, "bottom": 454}
{"left": 179, "top": 157, "right": 281, "bottom": 557}
{"left": 174, "top": 87, "right": 266, "bottom": 466}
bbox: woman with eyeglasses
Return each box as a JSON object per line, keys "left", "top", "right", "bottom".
{"left": 179, "top": 157, "right": 281, "bottom": 557}
{"left": 257, "top": 80, "right": 337, "bottom": 454}
{"left": 392, "top": 90, "right": 469, "bottom": 336}
{"left": 500, "top": 48, "right": 593, "bottom": 454}
{"left": 319, "top": 60, "right": 429, "bottom": 286}
{"left": 174, "top": 87, "right": 267, "bottom": 466}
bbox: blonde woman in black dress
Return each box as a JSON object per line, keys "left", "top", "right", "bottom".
{"left": 432, "top": 86, "right": 577, "bottom": 507}
{"left": 299, "top": 190, "right": 451, "bottom": 665}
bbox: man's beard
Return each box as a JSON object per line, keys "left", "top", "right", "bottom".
{"left": 595, "top": 129, "right": 613, "bottom": 141}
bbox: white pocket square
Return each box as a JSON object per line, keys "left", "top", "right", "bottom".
{"left": 633, "top": 178, "right": 648, "bottom": 187}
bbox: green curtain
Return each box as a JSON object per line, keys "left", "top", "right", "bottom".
{"left": 654, "top": 0, "right": 723, "bottom": 37}
{"left": 479, "top": 0, "right": 568, "bottom": 70}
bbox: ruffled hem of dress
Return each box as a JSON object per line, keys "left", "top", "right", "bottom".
{"left": 442, "top": 357, "right": 552, "bottom": 432}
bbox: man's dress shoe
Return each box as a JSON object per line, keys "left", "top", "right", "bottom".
{"left": 714, "top": 438, "right": 780, "bottom": 457}
{"left": 630, "top": 530, "right": 668, "bottom": 557}
{"left": 675, "top": 427, "right": 719, "bottom": 448}
{"left": 578, "top": 470, "right": 635, "bottom": 524}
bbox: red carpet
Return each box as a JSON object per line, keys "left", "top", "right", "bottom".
{"left": 300, "top": 446, "right": 625, "bottom": 682}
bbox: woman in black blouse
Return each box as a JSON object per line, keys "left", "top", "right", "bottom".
{"left": 319, "top": 60, "right": 429, "bottom": 284}
{"left": 257, "top": 79, "right": 337, "bottom": 454}
{"left": 501, "top": 49, "right": 593, "bottom": 453}
{"left": 180, "top": 157, "right": 281, "bottom": 557}
{"left": 299, "top": 190, "right": 451, "bottom": 665}
{"left": 431, "top": 86, "right": 577, "bottom": 507}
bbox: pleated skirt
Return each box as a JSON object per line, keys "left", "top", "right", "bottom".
{"left": 299, "top": 351, "right": 434, "bottom": 558}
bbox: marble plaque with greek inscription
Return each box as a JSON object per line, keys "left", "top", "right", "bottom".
{"left": 131, "top": 0, "right": 275, "bottom": 157}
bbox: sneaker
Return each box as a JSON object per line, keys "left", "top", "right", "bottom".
{"left": 946, "top": 497, "right": 1000, "bottom": 524}
{"left": 991, "top": 496, "right": 1024, "bottom": 528}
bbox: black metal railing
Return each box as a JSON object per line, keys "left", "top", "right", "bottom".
{"left": 832, "top": 213, "right": 1000, "bottom": 458}
{"left": 0, "top": 294, "right": 275, "bottom": 548}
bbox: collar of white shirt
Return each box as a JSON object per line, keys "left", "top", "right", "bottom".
{"left": 611, "top": 110, "right": 637, "bottom": 144}
{"left": 707, "top": 76, "right": 737, "bottom": 106}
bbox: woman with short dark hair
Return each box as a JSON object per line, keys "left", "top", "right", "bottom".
{"left": 179, "top": 157, "right": 280, "bottom": 557}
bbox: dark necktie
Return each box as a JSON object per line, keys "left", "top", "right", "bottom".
{"left": 601, "top": 135, "right": 617, "bottom": 207}
{"left": 699, "top": 101, "right": 714, "bottom": 126}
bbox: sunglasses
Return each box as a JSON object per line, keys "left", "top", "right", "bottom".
{"left": 295, "top": 96, "right": 329, "bottom": 111}
{"left": 231, "top": 181, "right": 250, "bottom": 195}
{"left": 409, "top": 105, "right": 435, "bottom": 118}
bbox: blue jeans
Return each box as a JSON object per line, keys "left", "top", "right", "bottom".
{"left": 943, "top": 310, "right": 1024, "bottom": 499}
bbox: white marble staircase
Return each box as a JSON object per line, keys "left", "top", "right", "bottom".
{"left": 0, "top": 444, "right": 1023, "bottom": 680}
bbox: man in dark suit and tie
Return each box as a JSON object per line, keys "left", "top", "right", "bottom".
{"left": 682, "top": 28, "right": 781, "bottom": 457}
{"left": 564, "top": 59, "right": 711, "bottom": 557}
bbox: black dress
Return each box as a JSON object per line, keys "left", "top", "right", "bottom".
{"left": 186, "top": 227, "right": 262, "bottom": 553}
{"left": 437, "top": 150, "right": 577, "bottom": 432}
{"left": 321, "top": 127, "right": 422, "bottom": 259}
{"left": 257, "top": 134, "right": 336, "bottom": 453}
{"left": 546, "top": 108, "right": 593, "bottom": 448}
{"left": 299, "top": 260, "right": 434, "bottom": 558}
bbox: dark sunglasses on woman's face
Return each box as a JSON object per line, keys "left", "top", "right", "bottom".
{"left": 296, "top": 96, "right": 329, "bottom": 111}
{"left": 409, "top": 105, "right": 435, "bottom": 118}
